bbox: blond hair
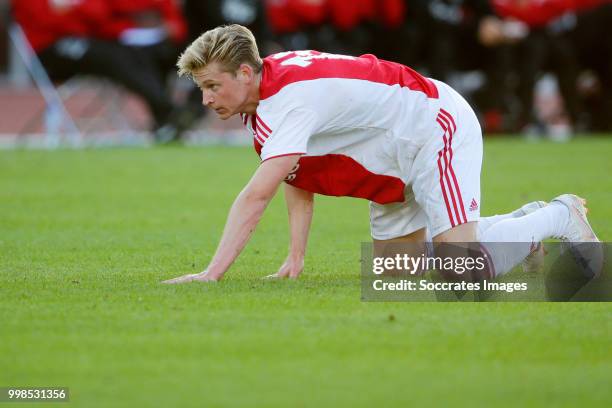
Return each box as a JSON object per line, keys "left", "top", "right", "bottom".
{"left": 177, "top": 24, "right": 263, "bottom": 79}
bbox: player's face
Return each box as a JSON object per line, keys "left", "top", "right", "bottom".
{"left": 193, "top": 62, "right": 252, "bottom": 120}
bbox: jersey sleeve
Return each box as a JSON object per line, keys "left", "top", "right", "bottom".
{"left": 260, "top": 108, "right": 318, "bottom": 162}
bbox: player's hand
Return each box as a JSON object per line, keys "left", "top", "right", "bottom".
{"left": 162, "top": 270, "right": 218, "bottom": 284}
{"left": 265, "top": 257, "right": 304, "bottom": 279}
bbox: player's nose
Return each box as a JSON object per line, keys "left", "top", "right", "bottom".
{"left": 202, "top": 91, "right": 214, "bottom": 107}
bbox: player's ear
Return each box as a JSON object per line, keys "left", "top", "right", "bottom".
{"left": 238, "top": 63, "right": 254, "bottom": 82}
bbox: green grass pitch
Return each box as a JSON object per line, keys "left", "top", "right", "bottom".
{"left": 1, "top": 138, "right": 611, "bottom": 407}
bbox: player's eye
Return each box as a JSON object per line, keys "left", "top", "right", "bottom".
{"left": 200, "top": 83, "right": 218, "bottom": 91}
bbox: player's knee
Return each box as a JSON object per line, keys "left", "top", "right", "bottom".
{"left": 433, "top": 222, "right": 478, "bottom": 243}
{"left": 372, "top": 236, "right": 428, "bottom": 277}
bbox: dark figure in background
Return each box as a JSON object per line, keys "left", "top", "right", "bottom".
{"left": 494, "top": 0, "right": 587, "bottom": 134}
{"left": 11, "top": 0, "right": 189, "bottom": 142}
{"left": 97, "top": 0, "right": 196, "bottom": 141}
{"left": 184, "top": 0, "right": 269, "bottom": 43}
{"left": 493, "top": 0, "right": 612, "bottom": 134}
{"left": 97, "top": 0, "right": 187, "bottom": 92}
{"left": 409, "top": 0, "right": 518, "bottom": 132}
{"left": 410, "top": 0, "right": 492, "bottom": 79}
{"left": 570, "top": 3, "right": 612, "bottom": 131}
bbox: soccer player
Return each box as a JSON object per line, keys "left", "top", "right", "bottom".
{"left": 162, "top": 25, "right": 599, "bottom": 283}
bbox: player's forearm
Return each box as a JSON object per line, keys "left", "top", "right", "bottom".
{"left": 206, "top": 190, "right": 271, "bottom": 279}
{"left": 288, "top": 206, "right": 313, "bottom": 259}
{"left": 285, "top": 184, "right": 314, "bottom": 259}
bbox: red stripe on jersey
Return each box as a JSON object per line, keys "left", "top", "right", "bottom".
{"left": 437, "top": 150, "right": 455, "bottom": 227}
{"left": 440, "top": 113, "right": 467, "bottom": 222}
{"left": 437, "top": 111, "right": 467, "bottom": 225}
{"left": 451, "top": 168, "right": 467, "bottom": 224}
{"left": 439, "top": 108, "right": 457, "bottom": 133}
{"left": 241, "top": 113, "right": 267, "bottom": 146}
{"left": 438, "top": 111, "right": 467, "bottom": 223}
{"left": 260, "top": 51, "right": 439, "bottom": 100}
{"left": 247, "top": 115, "right": 266, "bottom": 144}
{"left": 437, "top": 117, "right": 462, "bottom": 226}
{"left": 285, "top": 154, "right": 406, "bottom": 205}
{"left": 256, "top": 115, "right": 272, "bottom": 133}
{"left": 253, "top": 137, "right": 263, "bottom": 157}
{"left": 254, "top": 132, "right": 266, "bottom": 145}
{"left": 255, "top": 122, "right": 270, "bottom": 139}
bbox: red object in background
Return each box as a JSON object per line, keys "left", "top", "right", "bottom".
{"left": 265, "top": 0, "right": 298, "bottom": 34}
{"left": 327, "top": 0, "right": 376, "bottom": 31}
{"left": 377, "top": 0, "right": 406, "bottom": 29}
{"left": 492, "top": 0, "right": 610, "bottom": 27}
{"left": 12, "top": 0, "right": 187, "bottom": 51}
{"left": 96, "top": 0, "right": 187, "bottom": 44}
{"left": 291, "top": 0, "right": 327, "bottom": 26}
{"left": 11, "top": 0, "right": 110, "bottom": 52}
{"left": 327, "top": 0, "right": 405, "bottom": 31}
{"left": 265, "top": 0, "right": 406, "bottom": 34}
{"left": 265, "top": 0, "right": 327, "bottom": 34}
{"left": 483, "top": 109, "right": 504, "bottom": 133}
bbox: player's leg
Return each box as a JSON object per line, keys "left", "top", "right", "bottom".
{"left": 479, "top": 194, "right": 600, "bottom": 276}
{"left": 478, "top": 201, "right": 547, "bottom": 237}
{"left": 425, "top": 154, "right": 598, "bottom": 277}
{"left": 424, "top": 201, "right": 549, "bottom": 272}
{"left": 417, "top": 81, "right": 600, "bottom": 280}
{"left": 370, "top": 196, "right": 428, "bottom": 275}
{"left": 432, "top": 222, "right": 477, "bottom": 242}
{"left": 430, "top": 193, "right": 599, "bottom": 278}
{"left": 480, "top": 201, "right": 549, "bottom": 272}
{"left": 372, "top": 228, "right": 426, "bottom": 244}
{"left": 423, "top": 201, "right": 548, "bottom": 241}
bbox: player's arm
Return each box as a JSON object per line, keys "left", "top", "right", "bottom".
{"left": 267, "top": 183, "right": 314, "bottom": 279}
{"left": 162, "top": 154, "right": 301, "bottom": 283}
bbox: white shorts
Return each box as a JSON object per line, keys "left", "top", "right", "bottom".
{"left": 370, "top": 80, "right": 483, "bottom": 240}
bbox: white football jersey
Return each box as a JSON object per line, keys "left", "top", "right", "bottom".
{"left": 240, "top": 50, "right": 444, "bottom": 205}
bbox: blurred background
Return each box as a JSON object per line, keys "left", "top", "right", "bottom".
{"left": 0, "top": 0, "right": 610, "bottom": 148}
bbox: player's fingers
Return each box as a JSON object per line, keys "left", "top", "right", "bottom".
{"left": 162, "top": 274, "right": 197, "bottom": 284}
{"left": 263, "top": 273, "right": 284, "bottom": 279}
{"left": 192, "top": 274, "right": 219, "bottom": 282}
{"left": 277, "top": 266, "right": 293, "bottom": 277}
{"left": 162, "top": 277, "right": 182, "bottom": 284}
{"left": 288, "top": 268, "right": 303, "bottom": 279}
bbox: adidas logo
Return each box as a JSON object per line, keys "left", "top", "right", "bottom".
{"left": 469, "top": 198, "right": 478, "bottom": 212}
